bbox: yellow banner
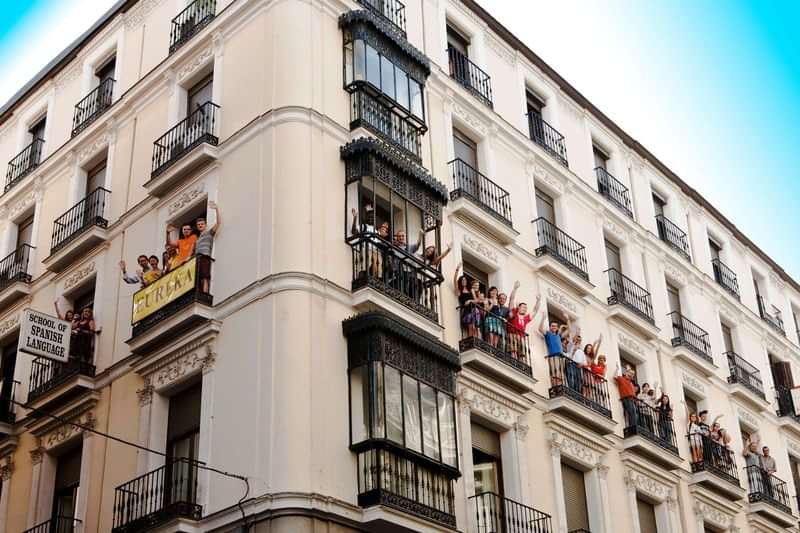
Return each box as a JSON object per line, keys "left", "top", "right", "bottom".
{"left": 132, "top": 257, "right": 197, "bottom": 324}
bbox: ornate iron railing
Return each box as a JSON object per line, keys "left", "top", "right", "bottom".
{"left": 151, "top": 101, "right": 219, "bottom": 178}
{"left": 22, "top": 517, "right": 81, "bottom": 533}
{"left": 169, "top": 0, "right": 216, "bottom": 54}
{"left": 0, "top": 378, "right": 19, "bottom": 424}
{"left": 725, "top": 351, "right": 765, "bottom": 399}
{"left": 711, "top": 258, "right": 739, "bottom": 300}
{"left": 669, "top": 312, "right": 712, "bottom": 363}
{"left": 688, "top": 433, "right": 739, "bottom": 485}
{"left": 533, "top": 218, "right": 589, "bottom": 281}
{"left": 357, "top": 0, "right": 406, "bottom": 36}
{"left": 470, "top": 491, "right": 553, "bottom": 533}
{"left": 447, "top": 46, "right": 492, "bottom": 108}
{"left": 655, "top": 214, "right": 691, "bottom": 262}
{"left": 458, "top": 304, "right": 532, "bottom": 377}
{"left": 28, "top": 355, "right": 96, "bottom": 403}
{"left": 50, "top": 187, "right": 110, "bottom": 253}
{"left": 112, "top": 458, "right": 202, "bottom": 533}
{"left": 745, "top": 465, "right": 791, "bottom": 513}
{"left": 547, "top": 354, "right": 612, "bottom": 418}
{"left": 71, "top": 78, "right": 115, "bottom": 137}
{"left": 595, "top": 167, "right": 632, "bottom": 217}
{"left": 775, "top": 386, "right": 799, "bottom": 419}
{"left": 528, "top": 111, "right": 568, "bottom": 167}
{"left": 0, "top": 243, "right": 34, "bottom": 292}
{"left": 5, "top": 138, "right": 44, "bottom": 193}
{"left": 449, "top": 158, "right": 512, "bottom": 226}
{"left": 622, "top": 399, "right": 679, "bottom": 455}
{"left": 350, "top": 87, "right": 423, "bottom": 160}
{"left": 757, "top": 296, "right": 785, "bottom": 336}
{"left": 606, "top": 268, "right": 654, "bottom": 323}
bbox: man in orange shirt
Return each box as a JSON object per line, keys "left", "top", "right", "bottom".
{"left": 615, "top": 363, "right": 638, "bottom": 429}
{"left": 166, "top": 222, "right": 197, "bottom": 266}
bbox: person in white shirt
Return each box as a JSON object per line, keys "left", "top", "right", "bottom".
{"left": 567, "top": 332, "right": 602, "bottom": 395}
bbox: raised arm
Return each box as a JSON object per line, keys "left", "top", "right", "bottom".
{"left": 614, "top": 362, "right": 622, "bottom": 378}
{"left": 531, "top": 294, "right": 542, "bottom": 316}
{"left": 453, "top": 262, "right": 462, "bottom": 296}
{"left": 54, "top": 300, "right": 63, "bottom": 320}
{"left": 209, "top": 201, "right": 220, "bottom": 234}
{"left": 508, "top": 281, "right": 520, "bottom": 309}
{"left": 166, "top": 224, "right": 178, "bottom": 247}
{"left": 431, "top": 244, "right": 452, "bottom": 267}
{"left": 593, "top": 333, "right": 603, "bottom": 355}
{"left": 538, "top": 314, "right": 548, "bottom": 335}
{"left": 712, "top": 414, "right": 724, "bottom": 426}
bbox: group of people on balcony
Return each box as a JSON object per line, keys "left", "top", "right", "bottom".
{"left": 53, "top": 301, "right": 100, "bottom": 364}
{"left": 119, "top": 202, "right": 220, "bottom": 293}
{"left": 686, "top": 409, "right": 739, "bottom": 473}
{"left": 743, "top": 435, "right": 779, "bottom": 498}
{"left": 614, "top": 366, "right": 675, "bottom": 443}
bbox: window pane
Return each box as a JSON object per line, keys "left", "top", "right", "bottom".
{"left": 350, "top": 367, "right": 368, "bottom": 443}
{"left": 366, "top": 44, "right": 380, "bottom": 88}
{"left": 381, "top": 56, "right": 395, "bottom": 99}
{"left": 385, "top": 365, "right": 404, "bottom": 444}
{"left": 370, "top": 363, "right": 384, "bottom": 439}
{"left": 354, "top": 40, "right": 365, "bottom": 81}
{"left": 438, "top": 392, "right": 457, "bottom": 467}
{"left": 396, "top": 69, "right": 409, "bottom": 110}
{"left": 345, "top": 42, "right": 354, "bottom": 85}
{"left": 403, "top": 375, "right": 422, "bottom": 452}
{"left": 410, "top": 79, "right": 423, "bottom": 119}
{"left": 420, "top": 384, "right": 440, "bottom": 460}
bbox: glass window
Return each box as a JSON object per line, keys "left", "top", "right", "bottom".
{"left": 438, "top": 392, "right": 457, "bottom": 467}
{"left": 350, "top": 366, "right": 368, "bottom": 443}
{"left": 381, "top": 56, "right": 395, "bottom": 99}
{"left": 403, "top": 375, "right": 422, "bottom": 452}
{"left": 395, "top": 69, "right": 409, "bottom": 110}
{"left": 420, "top": 384, "right": 440, "bottom": 460}
{"left": 353, "top": 40, "right": 365, "bottom": 82}
{"left": 409, "top": 79, "right": 423, "bottom": 119}
{"left": 370, "top": 363, "right": 384, "bottom": 438}
{"left": 366, "top": 44, "right": 381, "bottom": 88}
{"left": 385, "top": 365, "right": 404, "bottom": 444}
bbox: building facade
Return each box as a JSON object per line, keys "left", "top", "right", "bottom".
{"left": 0, "top": 1, "right": 798, "bottom": 532}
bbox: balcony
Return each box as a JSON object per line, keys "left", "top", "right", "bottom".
{"left": 448, "top": 158, "right": 517, "bottom": 244}
{"left": 775, "top": 386, "right": 800, "bottom": 436}
{"left": 447, "top": 46, "right": 492, "bottom": 108}
{"left": 528, "top": 112, "right": 568, "bottom": 167}
{"left": 669, "top": 312, "right": 715, "bottom": 376}
{"left": 112, "top": 458, "right": 202, "bottom": 533}
{"left": 546, "top": 354, "right": 616, "bottom": 435}
{"left": 726, "top": 352, "right": 769, "bottom": 411}
{"left": 532, "top": 218, "right": 592, "bottom": 295}
{"left": 349, "top": 85, "right": 424, "bottom": 161}
{"left": 595, "top": 168, "right": 632, "bottom": 218}
{"left": 357, "top": 0, "right": 406, "bottom": 36}
{"left": 348, "top": 233, "right": 442, "bottom": 326}
{"left": 147, "top": 102, "right": 219, "bottom": 197}
{"left": 71, "top": 78, "right": 115, "bottom": 137}
{"left": 757, "top": 296, "right": 785, "bottom": 336}
{"left": 711, "top": 258, "right": 740, "bottom": 300}
{"left": 0, "top": 378, "right": 19, "bottom": 433}
{"left": 27, "top": 355, "right": 96, "bottom": 407}
{"left": 127, "top": 255, "right": 214, "bottom": 354}
{"left": 655, "top": 215, "right": 691, "bottom": 262}
{"left": 470, "top": 492, "right": 553, "bottom": 533}
{"left": 605, "top": 268, "right": 658, "bottom": 339}
{"left": 620, "top": 399, "right": 682, "bottom": 469}
{"left": 0, "top": 244, "right": 34, "bottom": 308}
{"left": 688, "top": 434, "right": 745, "bottom": 499}
{"left": 43, "top": 187, "right": 110, "bottom": 273}
{"left": 458, "top": 305, "right": 535, "bottom": 393}
{"left": 169, "top": 0, "right": 216, "bottom": 54}
{"left": 23, "top": 517, "right": 81, "bottom": 533}
{"left": 5, "top": 138, "right": 44, "bottom": 193}
{"left": 745, "top": 466, "right": 796, "bottom": 527}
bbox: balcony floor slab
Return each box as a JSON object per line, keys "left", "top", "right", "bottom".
{"left": 145, "top": 143, "right": 218, "bottom": 198}
{"left": 351, "top": 286, "right": 442, "bottom": 339}
{"left": 620, "top": 434, "right": 683, "bottom": 470}
{"left": 459, "top": 345, "right": 536, "bottom": 394}
{"left": 127, "top": 300, "right": 215, "bottom": 355}
{"left": 545, "top": 393, "right": 616, "bottom": 436}
{"left": 0, "top": 280, "right": 32, "bottom": 309}
{"left": 607, "top": 303, "right": 659, "bottom": 340}
{"left": 43, "top": 226, "right": 108, "bottom": 273}
{"left": 448, "top": 197, "right": 518, "bottom": 245}
{"left": 532, "top": 255, "right": 594, "bottom": 297}
{"left": 729, "top": 383, "right": 770, "bottom": 412}
{"left": 689, "top": 470, "right": 746, "bottom": 501}
{"left": 671, "top": 344, "right": 718, "bottom": 378}
{"left": 748, "top": 501, "right": 796, "bottom": 528}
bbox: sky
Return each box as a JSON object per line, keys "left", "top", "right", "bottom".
{"left": 1, "top": 0, "right": 798, "bottom": 279}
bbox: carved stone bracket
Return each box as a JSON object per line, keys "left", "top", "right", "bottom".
{"left": 0, "top": 455, "right": 14, "bottom": 481}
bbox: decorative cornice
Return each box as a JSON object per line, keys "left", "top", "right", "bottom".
{"left": 462, "top": 233, "right": 499, "bottom": 264}
{"left": 124, "top": 0, "right": 166, "bottom": 29}
{"left": 623, "top": 469, "right": 669, "bottom": 501}
{"left": 63, "top": 261, "right": 96, "bottom": 291}
{"left": 0, "top": 313, "right": 20, "bottom": 338}
{"left": 458, "top": 387, "right": 514, "bottom": 427}
{"left": 168, "top": 182, "right": 206, "bottom": 215}
{"left": 177, "top": 46, "right": 215, "bottom": 83}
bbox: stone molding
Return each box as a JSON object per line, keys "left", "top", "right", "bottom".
{"left": 63, "top": 261, "right": 96, "bottom": 291}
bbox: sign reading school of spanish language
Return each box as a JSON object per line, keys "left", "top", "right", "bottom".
{"left": 132, "top": 256, "right": 197, "bottom": 324}
{"left": 18, "top": 309, "right": 71, "bottom": 363}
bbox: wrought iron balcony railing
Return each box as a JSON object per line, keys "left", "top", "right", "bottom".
{"left": 152, "top": 101, "right": 219, "bottom": 178}
{"left": 5, "top": 138, "right": 44, "bottom": 193}
{"left": 0, "top": 378, "right": 19, "bottom": 424}
{"left": 547, "top": 354, "right": 612, "bottom": 419}
{"left": 28, "top": 355, "right": 96, "bottom": 404}
{"left": 669, "top": 311, "right": 712, "bottom": 364}
{"left": 775, "top": 386, "right": 799, "bottom": 420}
{"left": 23, "top": 517, "right": 81, "bottom": 533}
{"left": 349, "top": 232, "right": 442, "bottom": 322}
{"left": 725, "top": 351, "right": 765, "bottom": 399}
{"left": 688, "top": 433, "right": 740, "bottom": 486}
{"left": 357, "top": 0, "right": 406, "bottom": 36}
{"left": 745, "top": 465, "right": 791, "bottom": 514}
{"left": 350, "top": 87, "right": 423, "bottom": 160}
{"left": 655, "top": 214, "right": 691, "bottom": 262}
{"left": 528, "top": 111, "right": 568, "bottom": 167}
{"left": 533, "top": 217, "right": 589, "bottom": 281}
{"left": 112, "top": 457, "right": 202, "bottom": 533}
{"left": 71, "top": 78, "right": 115, "bottom": 137}
{"left": 50, "top": 187, "right": 110, "bottom": 253}
{"left": 711, "top": 258, "right": 739, "bottom": 300}
{"left": 0, "top": 243, "right": 34, "bottom": 292}
{"left": 606, "top": 268, "right": 654, "bottom": 323}
{"left": 447, "top": 46, "right": 492, "bottom": 108}
{"left": 169, "top": 0, "right": 216, "bottom": 54}
{"left": 458, "top": 304, "right": 532, "bottom": 378}
{"left": 449, "top": 158, "right": 512, "bottom": 226}
{"left": 757, "top": 296, "right": 785, "bottom": 336}
{"left": 622, "top": 399, "right": 679, "bottom": 455}
{"left": 595, "top": 167, "right": 632, "bottom": 218}
{"left": 470, "top": 491, "right": 553, "bottom": 533}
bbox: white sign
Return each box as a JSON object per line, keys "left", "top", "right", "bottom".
{"left": 18, "top": 309, "right": 71, "bottom": 363}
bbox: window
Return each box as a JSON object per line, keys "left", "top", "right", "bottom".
{"left": 52, "top": 444, "right": 82, "bottom": 531}
{"left": 620, "top": 354, "right": 639, "bottom": 384}
{"left": 789, "top": 456, "right": 800, "bottom": 502}
{"left": 452, "top": 128, "right": 478, "bottom": 169}
{"left": 446, "top": 25, "right": 469, "bottom": 56}
{"left": 770, "top": 355, "right": 794, "bottom": 389}
{"left": 652, "top": 193, "right": 666, "bottom": 218}
{"left": 472, "top": 422, "right": 502, "bottom": 495}
{"left": 709, "top": 239, "right": 721, "bottom": 262}
{"left": 636, "top": 497, "right": 658, "bottom": 533}
{"left": 16, "top": 214, "right": 34, "bottom": 248}
{"left": 0, "top": 336, "right": 18, "bottom": 422}
{"left": 593, "top": 146, "right": 609, "bottom": 171}
{"left": 167, "top": 382, "right": 201, "bottom": 506}
{"left": 95, "top": 56, "right": 116, "bottom": 84}
{"left": 462, "top": 260, "right": 488, "bottom": 296}
{"left": 86, "top": 159, "right": 107, "bottom": 195}
{"left": 561, "top": 463, "right": 589, "bottom": 531}
{"left": 187, "top": 74, "right": 213, "bottom": 115}
{"left": 29, "top": 116, "right": 47, "bottom": 142}
{"left": 605, "top": 239, "right": 622, "bottom": 273}
{"left": 683, "top": 391, "right": 698, "bottom": 416}
{"left": 666, "top": 283, "right": 681, "bottom": 314}
{"left": 526, "top": 91, "right": 544, "bottom": 116}
{"left": 527, "top": 91, "right": 546, "bottom": 143}
{"left": 753, "top": 276, "right": 762, "bottom": 298}
{"left": 535, "top": 190, "right": 556, "bottom": 225}
{"left": 721, "top": 323, "right": 734, "bottom": 353}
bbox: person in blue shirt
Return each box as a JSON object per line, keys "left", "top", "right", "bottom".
{"left": 539, "top": 313, "right": 571, "bottom": 388}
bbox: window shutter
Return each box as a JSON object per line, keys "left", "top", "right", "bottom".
{"left": 561, "top": 463, "right": 589, "bottom": 530}
{"left": 167, "top": 382, "right": 202, "bottom": 443}
{"left": 637, "top": 497, "right": 658, "bottom": 533}
{"left": 471, "top": 422, "right": 501, "bottom": 458}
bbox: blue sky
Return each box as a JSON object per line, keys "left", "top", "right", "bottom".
{"left": 1, "top": 1, "right": 799, "bottom": 279}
